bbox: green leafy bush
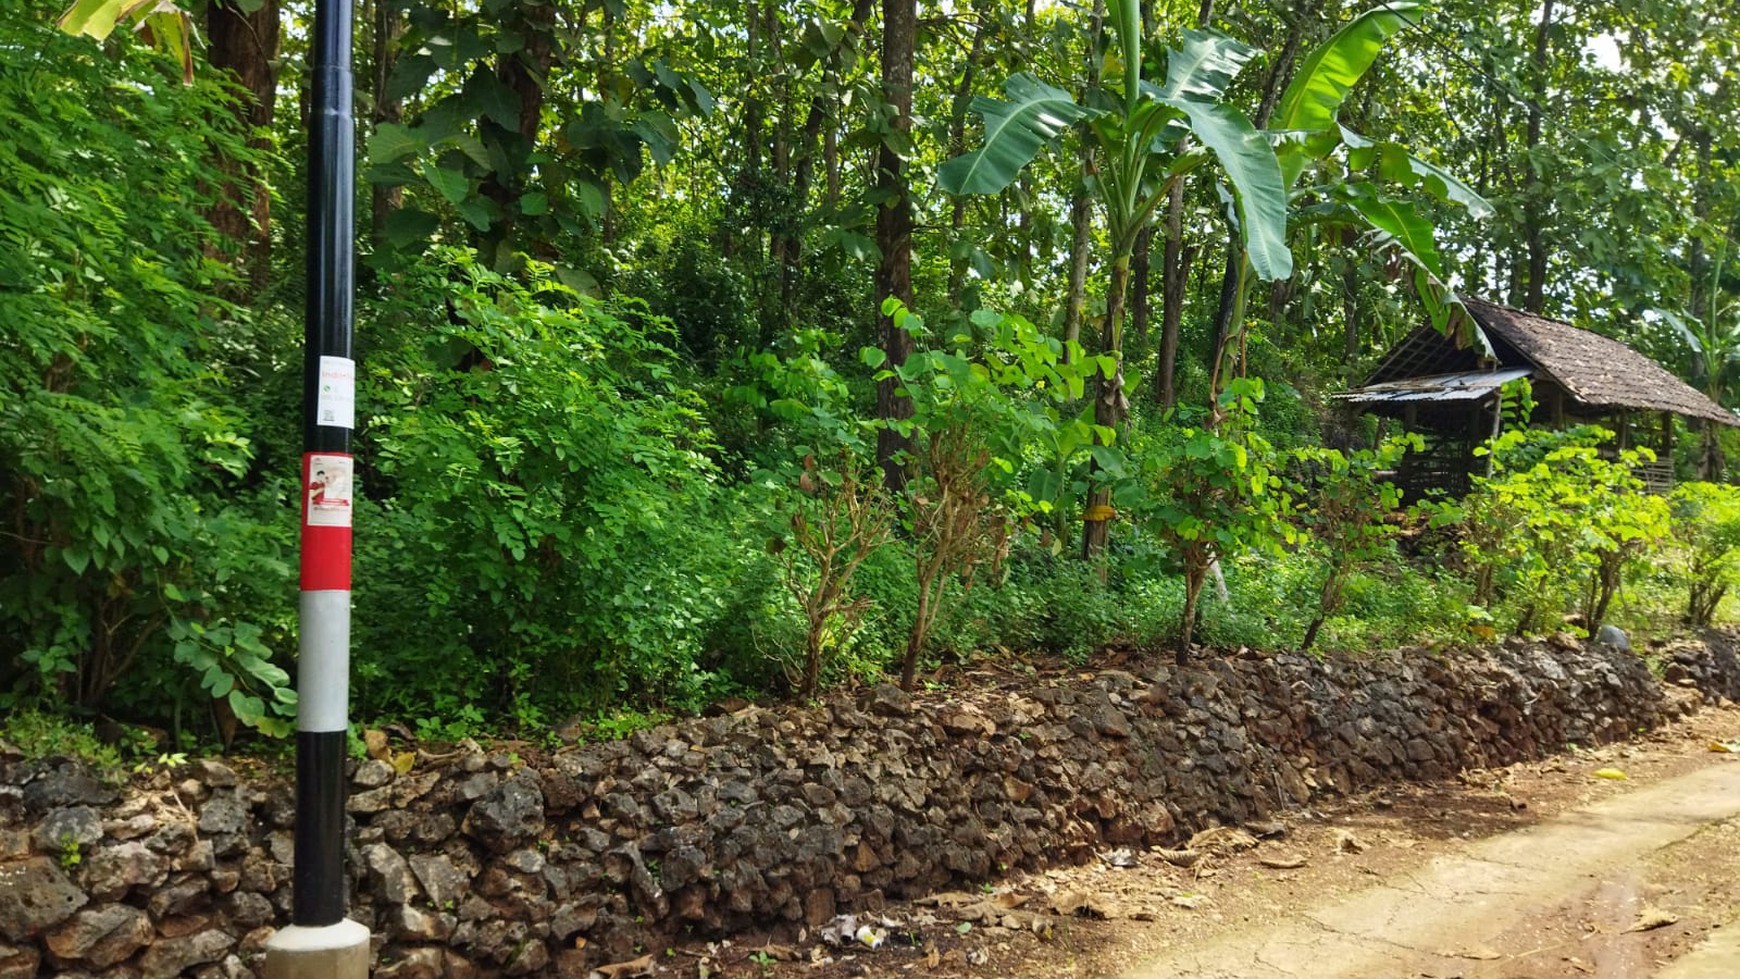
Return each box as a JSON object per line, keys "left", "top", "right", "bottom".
{"left": 1428, "top": 426, "right": 1668, "bottom": 635}
{"left": 0, "top": 13, "right": 294, "bottom": 734}
{"left": 358, "top": 249, "right": 759, "bottom": 720}
{"left": 1137, "top": 379, "right": 1297, "bottom": 655}
{"left": 1668, "top": 481, "right": 1740, "bottom": 627}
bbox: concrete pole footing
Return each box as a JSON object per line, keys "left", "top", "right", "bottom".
{"left": 263, "top": 920, "right": 371, "bottom": 979}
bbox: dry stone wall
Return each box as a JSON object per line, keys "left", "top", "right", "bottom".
{"left": 2, "top": 635, "right": 1734, "bottom": 979}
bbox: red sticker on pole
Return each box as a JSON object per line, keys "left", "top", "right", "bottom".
{"left": 301, "top": 453, "right": 353, "bottom": 591}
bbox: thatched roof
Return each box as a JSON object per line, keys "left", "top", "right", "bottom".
{"left": 1353, "top": 298, "right": 1738, "bottom": 427}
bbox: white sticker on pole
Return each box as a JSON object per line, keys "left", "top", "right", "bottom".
{"left": 316, "top": 355, "right": 356, "bottom": 429}
{"left": 305, "top": 454, "right": 354, "bottom": 528}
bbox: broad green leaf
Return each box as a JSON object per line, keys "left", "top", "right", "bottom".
{"left": 519, "top": 192, "right": 549, "bottom": 216}
{"left": 1275, "top": 2, "right": 1426, "bottom": 135}
{"left": 382, "top": 208, "right": 440, "bottom": 248}
{"left": 1341, "top": 127, "right": 1494, "bottom": 219}
{"left": 58, "top": 0, "right": 123, "bottom": 38}
{"left": 574, "top": 180, "right": 607, "bottom": 220}
{"left": 860, "top": 346, "right": 888, "bottom": 369}
{"left": 1343, "top": 183, "right": 1442, "bottom": 276}
{"left": 1163, "top": 98, "right": 1293, "bottom": 282}
{"left": 421, "top": 162, "right": 470, "bottom": 206}
{"left": 369, "top": 123, "right": 424, "bottom": 168}
{"left": 938, "top": 75, "right": 1092, "bottom": 196}
{"left": 632, "top": 112, "right": 680, "bottom": 165}
{"left": 1156, "top": 29, "right": 1261, "bottom": 103}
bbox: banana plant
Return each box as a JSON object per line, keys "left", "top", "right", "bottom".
{"left": 1213, "top": 1, "right": 1494, "bottom": 393}
{"left": 1658, "top": 234, "right": 1740, "bottom": 479}
{"left": 939, "top": 0, "right": 1291, "bottom": 557}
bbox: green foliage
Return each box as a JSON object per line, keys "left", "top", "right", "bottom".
{"left": 0, "top": 11, "right": 293, "bottom": 734}
{"left": 359, "top": 248, "right": 754, "bottom": 719}
{"left": 1428, "top": 426, "right": 1669, "bottom": 635}
{"left": 1137, "top": 379, "right": 1297, "bottom": 653}
{"left": 1292, "top": 434, "right": 1419, "bottom": 649}
{"left": 1668, "top": 482, "right": 1740, "bottom": 627}
{"left": 0, "top": 709, "right": 123, "bottom": 772}
{"left": 873, "top": 300, "right": 1107, "bottom": 688}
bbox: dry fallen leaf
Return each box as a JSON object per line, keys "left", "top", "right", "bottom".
{"left": 590, "top": 954, "right": 654, "bottom": 979}
{"left": 364, "top": 728, "right": 390, "bottom": 760}
{"left": 390, "top": 750, "right": 415, "bottom": 776}
{"left": 1050, "top": 890, "right": 1113, "bottom": 919}
{"left": 1189, "top": 826, "right": 1259, "bottom": 854}
{"left": 1626, "top": 908, "right": 1680, "bottom": 933}
{"left": 1156, "top": 848, "right": 1201, "bottom": 868}
{"left": 1450, "top": 945, "right": 1502, "bottom": 960}
{"left": 1259, "top": 854, "right": 1308, "bottom": 870}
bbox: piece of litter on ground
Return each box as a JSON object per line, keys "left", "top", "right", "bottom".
{"left": 1259, "top": 854, "right": 1308, "bottom": 870}
{"left": 1592, "top": 768, "right": 1628, "bottom": 780}
{"left": 1626, "top": 908, "right": 1680, "bottom": 932}
{"left": 1100, "top": 847, "right": 1138, "bottom": 868}
{"left": 1449, "top": 945, "right": 1502, "bottom": 960}
{"left": 1709, "top": 740, "right": 1740, "bottom": 753}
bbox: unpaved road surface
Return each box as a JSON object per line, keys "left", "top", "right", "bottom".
{"left": 688, "top": 703, "right": 1740, "bottom": 979}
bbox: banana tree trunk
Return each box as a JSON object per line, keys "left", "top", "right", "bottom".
{"left": 1082, "top": 253, "right": 1133, "bottom": 559}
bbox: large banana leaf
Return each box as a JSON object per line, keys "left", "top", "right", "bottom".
{"left": 938, "top": 75, "right": 1092, "bottom": 196}
{"left": 1341, "top": 126, "right": 1494, "bottom": 219}
{"left": 1156, "top": 29, "right": 1261, "bottom": 103}
{"left": 1340, "top": 183, "right": 1442, "bottom": 276}
{"left": 1163, "top": 97, "right": 1293, "bottom": 282}
{"left": 1275, "top": 1, "right": 1427, "bottom": 134}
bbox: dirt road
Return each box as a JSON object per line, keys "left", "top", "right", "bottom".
{"left": 718, "top": 703, "right": 1740, "bottom": 979}
{"left": 1120, "top": 758, "right": 1740, "bottom": 979}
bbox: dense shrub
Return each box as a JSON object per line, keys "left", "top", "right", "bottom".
{"left": 357, "top": 250, "right": 765, "bottom": 722}
{"left": 1668, "top": 481, "right": 1740, "bottom": 627}
{"left": 0, "top": 15, "right": 295, "bottom": 734}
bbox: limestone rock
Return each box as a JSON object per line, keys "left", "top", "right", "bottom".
{"left": 463, "top": 777, "right": 545, "bottom": 852}
{"left": 45, "top": 904, "right": 152, "bottom": 968}
{"left": 81, "top": 841, "right": 169, "bottom": 901}
{"left": 137, "top": 928, "right": 232, "bottom": 979}
{"left": 0, "top": 858, "right": 87, "bottom": 940}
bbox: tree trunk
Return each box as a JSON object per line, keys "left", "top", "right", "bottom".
{"left": 1178, "top": 554, "right": 1206, "bottom": 661}
{"left": 1080, "top": 253, "right": 1132, "bottom": 558}
{"left": 1342, "top": 227, "right": 1361, "bottom": 358}
{"left": 1521, "top": 0, "right": 1554, "bottom": 312}
{"left": 1203, "top": 10, "right": 1304, "bottom": 397}
{"left": 205, "top": 0, "right": 280, "bottom": 288}
{"left": 946, "top": 9, "right": 990, "bottom": 305}
{"left": 1062, "top": 0, "right": 1105, "bottom": 358}
{"left": 874, "top": 0, "right": 918, "bottom": 491}
{"left": 477, "top": 0, "right": 555, "bottom": 255}
{"left": 370, "top": 0, "right": 404, "bottom": 244}
{"left": 1131, "top": 227, "right": 1152, "bottom": 348}
{"left": 1063, "top": 185, "right": 1094, "bottom": 354}
{"left": 1157, "top": 177, "right": 1186, "bottom": 406}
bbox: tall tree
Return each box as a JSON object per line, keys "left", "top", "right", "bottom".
{"left": 205, "top": 0, "right": 280, "bottom": 286}
{"left": 875, "top": 0, "right": 919, "bottom": 490}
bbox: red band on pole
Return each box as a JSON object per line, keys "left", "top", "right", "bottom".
{"left": 300, "top": 452, "right": 354, "bottom": 591}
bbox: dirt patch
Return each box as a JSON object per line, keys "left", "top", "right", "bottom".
{"left": 661, "top": 703, "right": 1740, "bottom": 979}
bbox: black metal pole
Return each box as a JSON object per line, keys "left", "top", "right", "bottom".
{"left": 295, "top": 0, "right": 357, "bottom": 931}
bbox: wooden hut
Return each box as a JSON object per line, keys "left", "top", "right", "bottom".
{"left": 1335, "top": 298, "right": 1737, "bottom": 497}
